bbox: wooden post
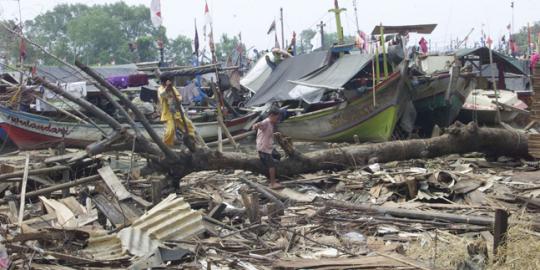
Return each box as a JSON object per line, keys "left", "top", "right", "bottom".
{"left": 210, "top": 83, "right": 238, "bottom": 150}
{"left": 17, "top": 153, "right": 30, "bottom": 230}
{"left": 375, "top": 45, "right": 381, "bottom": 83}
{"left": 250, "top": 193, "right": 261, "bottom": 224}
{"left": 240, "top": 189, "right": 253, "bottom": 222}
{"left": 217, "top": 125, "right": 223, "bottom": 152}
{"left": 406, "top": 178, "right": 418, "bottom": 199}
{"left": 151, "top": 179, "right": 162, "bottom": 206}
{"left": 371, "top": 55, "right": 377, "bottom": 106}
{"left": 493, "top": 208, "right": 509, "bottom": 262}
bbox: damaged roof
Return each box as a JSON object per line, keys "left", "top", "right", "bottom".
{"left": 455, "top": 47, "right": 529, "bottom": 75}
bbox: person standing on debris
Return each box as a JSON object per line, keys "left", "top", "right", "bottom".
{"left": 252, "top": 108, "right": 282, "bottom": 189}
{"left": 158, "top": 74, "right": 196, "bottom": 146}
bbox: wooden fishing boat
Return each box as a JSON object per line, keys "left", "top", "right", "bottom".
{"left": 413, "top": 72, "right": 476, "bottom": 128}
{"left": 0, "top": 106, "right": 257, "bottom": 150}
{"left": 277, "top": 70, "right": 409, "bottom": 142}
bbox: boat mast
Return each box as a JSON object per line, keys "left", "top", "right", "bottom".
{"left": 280, "top": 7, "right": 285, "bottom": 49}
{"left": 328, "top": 0, "right": 346, "bottom": 44}
{"left": 353, "top": 0, "right": 360, "bottom": 34}
{"left": 317, "top": 21, "right": 326, "bottom": 49}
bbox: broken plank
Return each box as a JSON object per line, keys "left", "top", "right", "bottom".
{"left": 272, "top": 255, "right": 408, "bottom": 269}
{"left": 98, "top": 166, "right": 131, "bottom": 201}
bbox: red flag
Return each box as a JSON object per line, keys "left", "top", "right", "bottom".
{"left": 486, "top": 36, "right": 493, "bottom": 47}
{"left": 510, "top": 40, "right": 518, "bottom": 54}
{"left": 204, "top": 1, "right": 212, "bottom": 26}
{"left": 150, "top": 0, "right": 162, "bottom": 28}
{"left": 419, "top": 37, "right": 428, "bottom": 54}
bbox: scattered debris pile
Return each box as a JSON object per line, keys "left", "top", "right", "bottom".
{"left": 1, "top": 148, "right": 540, "bottom": 269}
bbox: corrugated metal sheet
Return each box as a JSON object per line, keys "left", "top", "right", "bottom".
{"left": 82, "top": 231, "right": 128, "bottom": 261}
{"left": 118, "top": 194, "right": 204, "bottom": 256}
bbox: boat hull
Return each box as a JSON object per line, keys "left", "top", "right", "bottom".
{"left": 277, "top": 72, "right": 405, "bottom": 143}
{"left": 413, "top": 75, "right": 474, "bottom": 128}
{"left": 0, "top": 106, "right": 256, "bottom": 150}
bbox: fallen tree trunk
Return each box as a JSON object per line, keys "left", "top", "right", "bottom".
{"left": 175, "top": 122, "right": 529, "bottom": 177}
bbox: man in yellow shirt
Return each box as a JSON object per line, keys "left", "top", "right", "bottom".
{"left": 158, "top": 74, "right": 196, "bottom": 146}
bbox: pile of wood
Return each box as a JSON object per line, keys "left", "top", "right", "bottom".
{"left": 2, "top": 146, "right": 539, "bottom": 269}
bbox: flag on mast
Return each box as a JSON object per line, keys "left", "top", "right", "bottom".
{"left": 204, "top": 2, "right": 212, "bottom": 26}
{"left": 204, "top": 1, "right": 216, "bottom": 63}
{"left": 194, "top": 19, "right": 200, "bottom": 57}
{"left": 150, "top": 0, "right": 162, "bottom": 28}
{"left": 267, "top": 20, "right": 276, "bottom": 35}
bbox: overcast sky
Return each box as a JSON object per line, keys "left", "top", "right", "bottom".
{"left": 1, "top": 0, "right": 539, "bottom": 51}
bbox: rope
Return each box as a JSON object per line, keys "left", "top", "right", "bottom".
{"left": 9, "top": 86, "right": 22, "bottom": 107}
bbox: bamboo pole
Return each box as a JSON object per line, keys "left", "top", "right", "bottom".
{"left": 371, "top": 56, "right": 377, "bottom": 107}
{"left": 380, "top": 24, "right": 389, "bottom": 80}
{"left": 211, "top": 83, "right": 239, "bottom": 151}
{"left": 488, "top": 44, "right": 501, "bottom": 123}
{"left": 375, "top": 44, "right": 381, "bottom": 83}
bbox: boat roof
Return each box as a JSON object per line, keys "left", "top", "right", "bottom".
{"left": 246, "top": 51, "right": 328, "bottom": 106}
{"left": 290, "top": 53, "right": 374, "bottom": 90}
{"left": 371, "top": 24, "right": 437, "bottom": 35}
{"left": 455, "top": 47, "right": 529, "bottom": 75}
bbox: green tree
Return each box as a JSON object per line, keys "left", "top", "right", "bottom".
{"left": 215, "top": 34, "right": 244, "bottom": 63}
{"left": 8, "top": 3, "right": 164, "bottom": 65}
{"left": 299, "top": 29, "right": 316, "bottom": 53}
{"left": 513, "top": 21, "right": 540, "bottom": 55}
{"left": 167, "top": 35, "right": 193, "bottom": 66}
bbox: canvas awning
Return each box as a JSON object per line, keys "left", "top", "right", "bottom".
{"left": 240, "top": 52, "right": 274, "bottom": 93}
{"left": 290, "top": 53, "right": 374, "bottom": 90}
{"left": 246, "top": 51, "right": 328, "bottom": 106}
{"left": 455, "top": 47, "right": 529, "bottom": 75}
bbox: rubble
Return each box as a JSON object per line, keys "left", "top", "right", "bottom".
{"left": 1, "top": 146, "right": 539, "bottom": 269}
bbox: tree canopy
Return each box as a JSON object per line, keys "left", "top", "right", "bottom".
{"left": 513, "top": 21, "right": 540, "bottom": 54}
{"left": 0, "top": 3, "right": 192, "bottom": 66}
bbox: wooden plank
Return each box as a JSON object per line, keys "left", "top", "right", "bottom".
{"left": 273, "top": 256, "right": 406, "bottom": 269}
{"left": 17, "top": 154, "right": 30, "bottom": 230}
{"left": 90, "top": 193, "right": 129, "bottom": 227}
{"left": 97, "top": 166, "right": 131, "bottom": 201}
